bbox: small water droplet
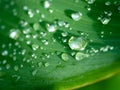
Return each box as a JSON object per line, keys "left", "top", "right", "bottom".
{"left": 2, "top": 60, "right": 7, "bottom": 64}
{"left": 32, "top": 69, "right": 37, "bottom": 76}
{"left": 32, "top": 44, "right": 39, "bottom": 51}
{"left": 68, "top": 36, "right": 88, "bottom": 51}
{"left": 75, "top": 52, "right": 89, "bottom": 61}
{"left": 71, "top": 12, "right": 83, "bottom": 21}
{"left": 46, "top": 23, "right": 57, "bottom": 32}
{"left": 61, "top": 53, "right": 69, "bottom": 61}
{"left": 38, "top": 62, "right": 42, "bottom": 67}
{"left": 105, "top": 1, "right": 111, "bottom": 6}
{"left": 100, "top": 17, "right": 111, "bottom": 25}
{"left": 44, "top": 1, "right": 50, "bottom": 9}
{"left": 1, "top": 50, "right": 8, "bottom": 56}
{"left": 28, "top": 9, "right": 34, "bottom": 18}
{"left": 58, "top": 20, "right": 65, "bottom": 27}
{"left": 6, "top": 64, "right": 10, "bottom": 69}
{"left": 61, "top": 32, "right": 68, "bottom": 37}
{"left": 33, "top": 23, "right": 40, "bottom": 30}
{"left": 9, "top": 29, "right": 21, "bottom": 40}
{"left": 44, "top": 62, "right": 50, "bottom": 67}
{"left": 86, "top": 0, "right": 96, "bottom": 4}
{"left": 14, "top": 65, "right": 19, "bottom": 71}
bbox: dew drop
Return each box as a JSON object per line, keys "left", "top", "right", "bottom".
{"left": 71, "top": 12, "right": 83, "bottom": 21}
{"left": 68, "top": 36, "right": 88, "bottom": 51}
{"left": 32, "top": 44, "right": 39, "bottom": 51}
{"left": 75, "top": 52, "right": 89, "bottom": 61}
{"left": 28, "top": 9, "right": 34, "bottom": 18}
{"left": 58, "top": 20, "right": 65, "bottom": 27}
{"left": 46, "top": 23, "right": 57, "bottom": 32}
{"left": 44, "top": 1, "right": 50, "bottom": 9}
{"left": 105, "top": 1, "right": 111, "bottom": 6}
{"left": 61, "top": 53, "right": 69, "bottom": 61}
{"left": 44, "top": 62, "right": 49, "bottom": 67}
{"left": 38, "top": 62, "right": 42, "bottom": 67}
{"left": 6, "top": 64, "right": 10, "bottom": 69}
{"left": 14, "top": 65, "right": 19, "bottom": 71}
{"left": 9, "top": 29, "right": 21, "bottom": 40}
{"left": 61, "top": 32, "right": 68, "bottom": 37}
{"left": 33, "top": 23, "right": 40, "bottom": 30}
{"left": 32, "top": 69, "right": 37, "bottom": 76}
{"left": 100, "top": 17, "right": 111, "bottom": 25}
{"left": 86, "top": 0, "right": 96, "bottom": 4}
{"left": 1, "top": 50, "right": 8, "bottom": 56}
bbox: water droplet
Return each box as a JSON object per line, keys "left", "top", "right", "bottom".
{"left": 38, "top": 62, "right": 42, "bottom": 67}
{"left": 75, "top": 52, "right": 89, "bottom": 61}
{"left": 44, "top": 62, "right": 49, "bottom": 67}
{"left": 105, "top": 1, "right": 111, "bottom": 6}
{"left": 12, "top": 75, "right": 21, "bottom": 82}
{"left": 32, "top": 69, "right": 37, "bottom": 76}
{"left": 33, "top": 23, "right": 40, "bottom": 30}
{"left": 9, "top": 29, "right": 21, "bottom": 40}
{"left": 28, "top": 9, "right": 34, "bottom": 18}
{"left": 61, "top": 32, "right": 68, "bottom": 37}
{"left": 61, "top": 53, "right": 69, "bottom": 61}
{"left": 68, "top": 36, "right": 88, "bottom": 51}
{"left": 100, "top": 17, "right": 111, "bottom": 25}
{"left": 14, "top": 65, "right": 19, "bottom": 71}
{"left": 71, "top": 12, "right": 83, "bottom": 21}
{"left": 44, "top": 1, "right": 50, "bottom": 9}
{"left": 58, "top": 20, "right": 65, "bottom": 27}
{"left": 6, "top": 64, "right": 10, "bottom": 69}
{"left": 46, "top": 24, "right": 57, "bottom": 32}
{"left": 32, "top": 44, "right": 39, "bottom": 51}
{"left": 1, "top": 50, "right": 8, "bottom": 56}
{"left": 2, "top": 60, "right": 7, "bottom": 64}
{"left": 86, "top": 0, "right": 96, "bottom": 4}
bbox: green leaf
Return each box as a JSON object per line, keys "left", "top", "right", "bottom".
{"left": 0, "top": 0, "right": 120, "bottom": 90}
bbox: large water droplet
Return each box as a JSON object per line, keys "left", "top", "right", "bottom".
{"left": 71, "top": 12, "right": 82, "bottom": 21}
{"left": 68, "top": 36, "right": 88, "bottom": 51}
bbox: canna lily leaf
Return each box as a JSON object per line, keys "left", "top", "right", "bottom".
{"left": 0, "top": 0, "right": 120, "bottom": 90}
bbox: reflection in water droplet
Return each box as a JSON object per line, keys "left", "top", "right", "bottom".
{"left": 61, "top": 53, "right": 69, "bottom": 61}
{"left": 68, "top": 36, "right": 88, "bottom": 51}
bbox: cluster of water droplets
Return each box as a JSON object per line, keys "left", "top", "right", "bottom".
{"left": 0, "top": 0, "right": 117, "bottom": 82}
